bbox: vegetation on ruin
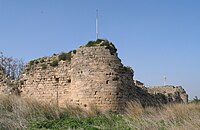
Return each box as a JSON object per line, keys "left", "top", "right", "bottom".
{"left": 58, "top": 52, "right": 72, "bottom": 61}
{"left": 27, "top": 50, "right": 74, "bottom": 70}
{"left": 29, "top": 60, "right": 35, "bottom": 66}
{"left": 0, "top": 95, "right": 200, "bottom": 130}
{"left": 85, "top": 39, "right": 117, "bottom": 55}
{"left": 41, "top": 64, "right": 47, "bottom": 70}
{"left": 50, "top": 59, "right": 59, "bottom": 67}
{"left": 124, "top": 66, "right": 134, "bottom": 73}
{"left": 72, "top": 49, "right": 76, "bottom": 54}
{"left": 85, "top": 39, "right": 102, "bottom": 47}
{"left": 26, "top": 39, "right": 119, "bottom": 71}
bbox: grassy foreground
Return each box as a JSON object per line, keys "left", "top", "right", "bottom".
{"left": 0, "top": 95, "right": 200, "bottom": 130}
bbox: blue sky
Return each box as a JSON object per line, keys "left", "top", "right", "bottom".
{"left": 0, "top": 0, "right": 200, "bottom": 99}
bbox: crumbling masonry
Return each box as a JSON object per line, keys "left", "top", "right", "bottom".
{"left": 0, "top": 40, "right": 188, "bottom": 112}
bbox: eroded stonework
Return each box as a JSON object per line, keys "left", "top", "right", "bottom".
{"left": 6, "top": 40, "right": 188, "bottom": 112}
{"left": 148, "top": 86, "right": 188, "bottom": 103}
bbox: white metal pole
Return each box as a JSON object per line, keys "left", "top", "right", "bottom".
{"left": 96, "top": 9, "right": 98, "bottom": 40}
{"left": 164, "top": 76, "right": 167, "bottom": 86}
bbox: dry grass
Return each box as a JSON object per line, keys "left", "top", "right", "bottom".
{"left": 125, "top": 102, "right": 200, "bottom": 130}
{"left": 0, "top": 95, "right": 76, "bottom": 130}
{"left": 0, "top": 95, "right": 200, "bottom": 130}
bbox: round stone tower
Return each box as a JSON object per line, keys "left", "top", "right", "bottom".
{"left": 69, "top": 40, "right": 134, "bottom": 112}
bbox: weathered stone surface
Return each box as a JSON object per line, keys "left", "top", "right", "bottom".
{"left": 1, "top": 40, "right": 188, "bottom": 112}
{"left": 148, "top": 85, "right": 188, "bottom": 103}
{"left": 20, "top": 59, "right": 71, "bottom": 106}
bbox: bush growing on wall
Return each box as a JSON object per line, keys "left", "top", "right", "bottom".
{"left": 34, "top": 60, "right": 39, "bottom": 64}
{"left": 72, "top": 50, "right": 76, "bottom": 54}
{"left": 85, "top": 39, "right": 105, "bottom": 47}
{"left": 39, "top": 58, "right": 45, "bottom": 63}
{"left": 29, "top": 60, "right": 35, "bottom": 66}
{"left": 41, "top": 64, "right": 47, "bottom": 70}
{"left": 50, "top": 60, "right": 59, "bottom": 67}
{"left": 58, "top": 53, "right": 67, "bottom": 61}
{"left": 85, "top": 39, "right": 117, "bottom": 55}
{"left": 58, "top": 52, "right": 72, "bottom": 61}
{"left": 85, "top": 41, "right": 98, "bottom": 47}
{"left": 100, "top": 41, "right": 117, "bottom": 55}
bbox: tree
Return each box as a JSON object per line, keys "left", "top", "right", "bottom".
{"left": 191, "top": 96, "right": 200, "bottom": 104}
{"left": 0, "top": 52, "right": 24, "bottom": 80}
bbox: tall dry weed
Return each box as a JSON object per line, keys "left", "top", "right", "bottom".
{"left": 125, "top": 102, "right": 200, "bottom": 130}
{"left": 1, "top": 94, "right": 200, "bottom": 130}
{"left": 125, "top": 101, "right": 144, "bottom": 117}
{"left": 0, "top": 95, "right": 64, "bottom": 129}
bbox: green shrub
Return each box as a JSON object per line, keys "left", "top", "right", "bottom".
{"left": 100, "top": 41, "right": 117, "bottom": 55}
{"left": 29, "top": 59, "right": 42, "bottom": 66}
{"left": 58, "top": 52, "right": 72, "bottom": 61}
{"left": 73, "top": 50, "right": 76, "bottom": 54}
{"left": 39, "top": 58, "right": 45, "bottom": 63}
{"left": 96, "top": 39, "right": 104, "bottom": 44}
{"left": 191, "top": 96, "right": 200, "bottom": 104}
{"left": 41, "top": 64, "right": 47, "bottom": 70}
{"left": 100, "top": 41, "right": 110, "bottom": 47}
{"left": 34, "top": 60, "right": 39, "bottom": 64}
{"left": 85, "top": 39, "right": 105, "bottom": 47}
{"left": 29, "top": 60, "right": 35, "bottom": 66}
{"left": 29, "top": 113, "right": 130, "bottom": 130}
{"left": 66, "top": 53, "right": 72, "bottom": 61}
{"left": 85, "top": 41, "right": 98, "bottom": 47}
{"left": 58, "top": 53, "right": 67, "bottom": 61}
{"left": 50, "top": 60, "right": 59, "bottom": 67}
{"left": 85, "top": 39, "right": 117, "bottom": 55}
{"left": 124, "top": 66, "right": 134, "bottom": 73}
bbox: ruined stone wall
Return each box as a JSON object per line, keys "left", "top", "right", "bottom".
{"left": 20, "top": 58, "right": 71, "bottom": 106}
{"left": 18, "top": 40, "right": 188, "bottom": 112}
{"left": 20, "top": 45, "right": 137, "bottom": 111}
{"left": 134, "top": 80, "right": 146, "bottom": 89}
{"left": 148, "top": 86, "right": 188, "bottom": 103}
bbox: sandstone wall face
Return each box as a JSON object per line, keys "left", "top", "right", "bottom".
{"left": 18, "top": 40, "right": 188, "bottom": 112}
{"left": 20, "top": 60, "right": 71, "bottom": 105}
{"left": 148, "top": 86, "right": 188, "bottom": 103}
{"left": 20, "top": 45, "right": 137, "bottom": 111}
{"left": 69, "top": 46, "right": 134, "bottom": 111}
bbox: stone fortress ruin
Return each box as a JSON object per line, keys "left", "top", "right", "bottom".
{"left": 0, "top": 39, "right": 188, "bottom": 112}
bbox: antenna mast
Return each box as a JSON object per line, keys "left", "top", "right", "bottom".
{"left": 164, "top": 76, "right": 167, "bottom": 86}
{"left": 96, "top": 9, "right": 99, "bottom": 40}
